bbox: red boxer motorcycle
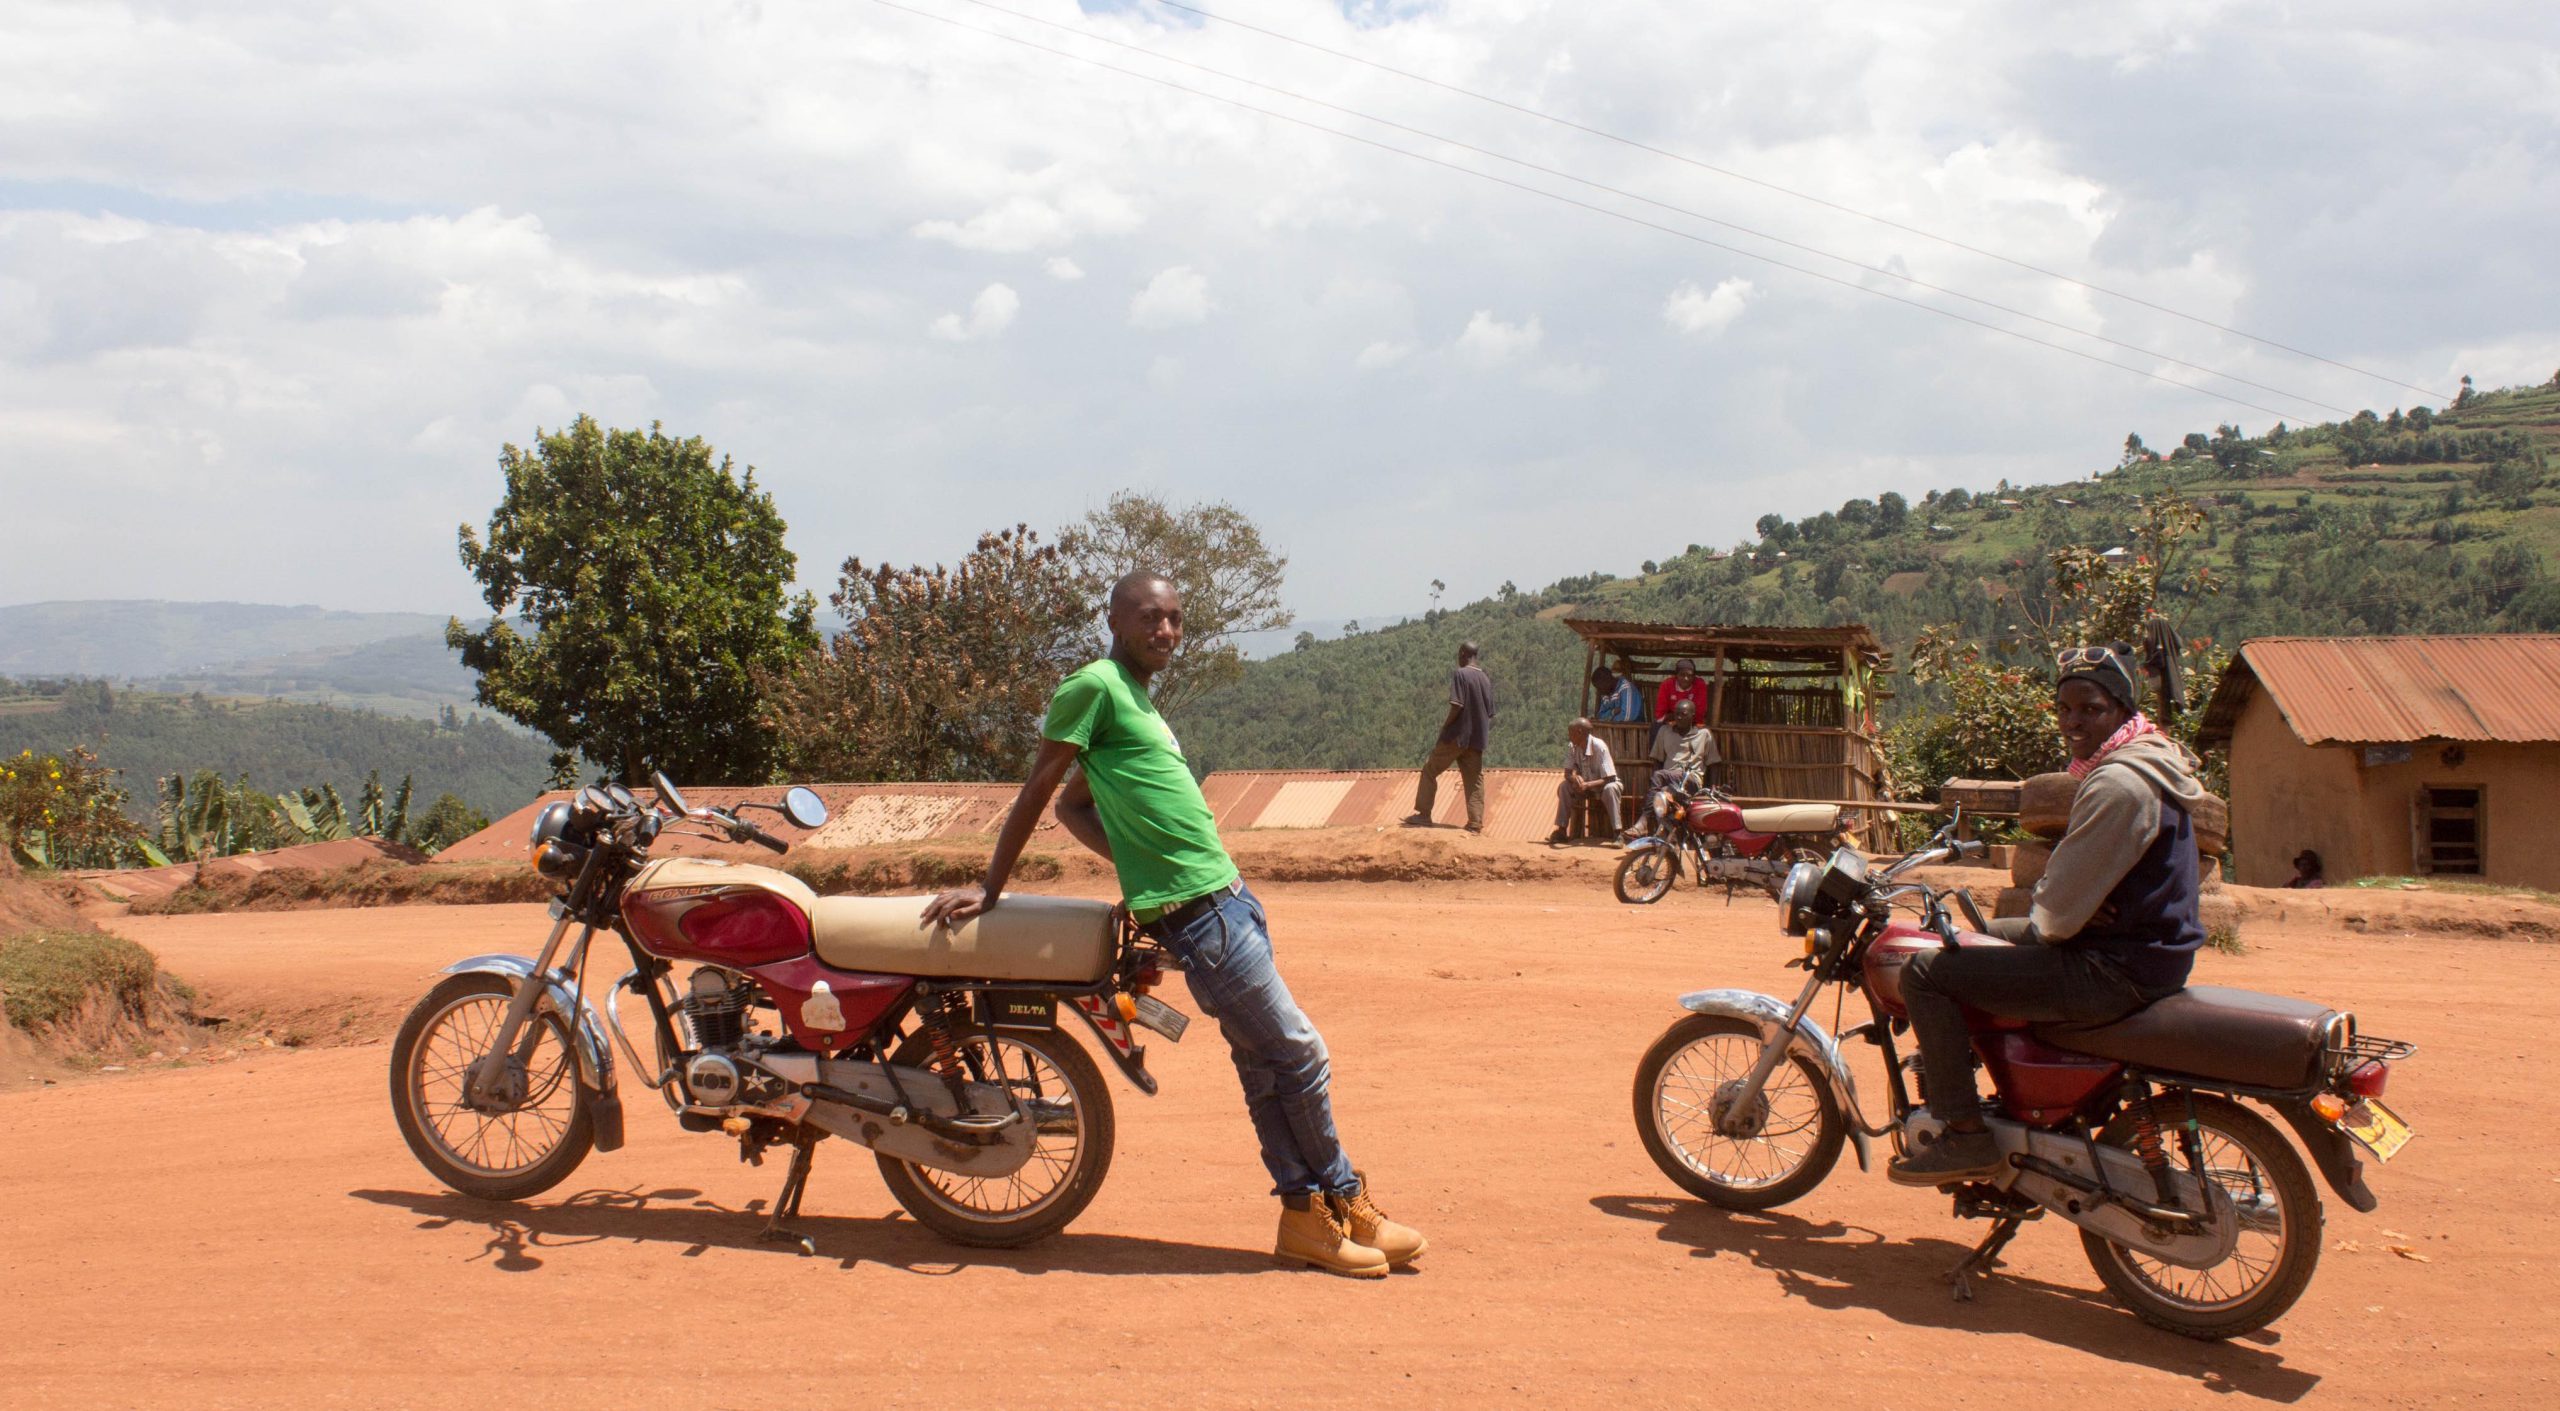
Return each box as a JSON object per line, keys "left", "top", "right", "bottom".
{"left": 387, "top": 774, "right": 1187, "bottom": 1252}
{"left": 1615, "top": 782, "right": 1843, "bottom": 905}
{"left": 1631, "top": 818, "right": 2416, "bottom": 1338}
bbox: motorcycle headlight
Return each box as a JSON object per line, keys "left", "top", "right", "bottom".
{"left": 529, "top": 800, "right": 572, "bottom": 854}
{"left": 1776, "top": 862, "right": 1821, "bottom": 936}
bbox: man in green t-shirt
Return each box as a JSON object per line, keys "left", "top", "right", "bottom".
{"left": 922, "top": 571, "right": 1425, "bottom": 1278}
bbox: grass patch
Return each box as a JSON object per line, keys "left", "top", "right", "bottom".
{"left": 2343, "top": 875, "right": 2560, "bottom": 907}
{"left": 0, "top": 929, "right": 160, "bottom": 1030}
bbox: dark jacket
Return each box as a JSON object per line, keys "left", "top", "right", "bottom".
{"left": 2024, "top": 733, "right": 2208, "bottom": 992}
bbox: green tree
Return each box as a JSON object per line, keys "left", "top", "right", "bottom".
{"left": 764, "top": 526, "right": 1089, "bottom": 783}
{"left": 447, "top": 417, "right": 818, "bottom": 785}
{"left": 1056, "top": 491, "right": 1292, "bottom": 714}
{"left": 407, "top": 793, "right": 492, "bottom": 854}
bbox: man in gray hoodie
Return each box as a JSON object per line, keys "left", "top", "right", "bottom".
{"left": 1889, "top": 643, "right": 2209, "bottom": 1186}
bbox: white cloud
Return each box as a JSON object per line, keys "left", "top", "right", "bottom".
{"left": 1044, "top": 255, "right": 1085, "bottom": 281}
{"left": 1528, "top": 361, "right": 1607, "bottom": 394}
{"left": 1663, "top": 278, "right": 1756, "bottom": 337}
{"left": 1353, "top": 340, "right": 1412, "bottom": 370}
{"left": 1456, "top": 310, "right": 1543, "bottom": 366}
{"left": 928, "top": 282, "right": 1020, "bottom": 342}
{"left": 912, "top": 185, "right": 1140, "bottom": 254}
{"left": 1128, "top": 264, "right": 1211, "bottom": 329}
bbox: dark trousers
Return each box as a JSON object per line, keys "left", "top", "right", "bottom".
{"left": 1901, "top": 942, "right": 2157, "bottom": 1121}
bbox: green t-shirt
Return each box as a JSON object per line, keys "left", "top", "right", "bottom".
{"left": 1041, "top": 657, "right": 1238, "bottom": 913}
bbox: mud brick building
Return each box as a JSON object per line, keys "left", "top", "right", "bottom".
{"left": 2199, "top": 635, "right": 2560, "bottom": 889}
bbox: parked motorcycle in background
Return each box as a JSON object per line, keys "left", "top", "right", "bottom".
{"left": 387, "top": 773, "right": 1188, "bottom": 1252}
{"left": 1616, "top": 780, "right": 1843, "bottom": 905}
{"left": 1631, "top": 818, "right": 2416, "bottom": 1338}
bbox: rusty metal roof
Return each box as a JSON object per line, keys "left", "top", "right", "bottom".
{"left": 1562, "top": 619, "right": 1887, "bottom": 668}
{"left": 2198, "top": 635, "right": 2560, "bottom": 747}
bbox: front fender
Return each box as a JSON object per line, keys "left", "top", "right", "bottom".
{"left": 1623, "top": 836, "right": 1683, "bottom": 872}
{"left": 441, "top": 953, "right": 624, "bottom": 1152}
{"left": 1677, "top": 987, "right": 1874, "bottom": 1172}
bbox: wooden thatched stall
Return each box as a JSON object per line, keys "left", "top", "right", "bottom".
{"left": 1565, "top": 619, "right": 1898, "bottom": 850}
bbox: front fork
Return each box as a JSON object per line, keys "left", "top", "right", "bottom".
{"left": 1720, "top": 965, "right": 1832, "bottom": 1134}
{"left": 464, "top": 904, "right": 589, "bottom": 1109}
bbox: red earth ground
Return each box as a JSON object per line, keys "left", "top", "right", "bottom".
{"left": 4, "top": 870, "right": 2555, "bottom": 1409}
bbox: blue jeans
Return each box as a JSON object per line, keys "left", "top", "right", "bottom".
{"left": 1146, "top": 882, "right": 1358, "bottom": 1197}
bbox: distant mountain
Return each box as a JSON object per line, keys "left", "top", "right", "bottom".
{"left": 0, "top": 600, "right": 489, "bottom": 720}
{"left": 1176, "top": 380, "right": 2560, "bottom": 773}
{"left": 0, "top": 678, "right": 554, "bottom": 823}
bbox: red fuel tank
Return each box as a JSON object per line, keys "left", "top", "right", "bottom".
{"left": 621, "top": 859, "right": 814, "bottom": 968}
{"left": 1690, "top": 801, "right": 1745, "bottom": 834}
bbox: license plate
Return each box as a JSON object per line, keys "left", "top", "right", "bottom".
{"left": 1131, "top": 994, "right": 1190, "bottom": 1043}
{"left": 2340, "top": 1098, "right": 2413, "bottom": 1162}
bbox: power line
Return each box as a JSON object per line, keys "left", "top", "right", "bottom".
{"left": 1150, "top": 0, "right": 2454, "bottom": 406}
{"left": 864, "top": 0, "right": 2318, "bottom": 422}
{"left": 946, "top": 0, "right": 2348, "bottom": 417}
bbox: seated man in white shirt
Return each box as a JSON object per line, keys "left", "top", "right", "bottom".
{"left": 1547, "top": 717, "right": 1624, "bottom": 846}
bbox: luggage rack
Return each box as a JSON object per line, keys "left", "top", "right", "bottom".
{"left": 2334, "top": 1032, "right": 2418, "bottom": 1066}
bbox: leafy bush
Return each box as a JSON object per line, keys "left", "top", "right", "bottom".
{"left": 1, "top": 746, "right": 152, "bottom": 869}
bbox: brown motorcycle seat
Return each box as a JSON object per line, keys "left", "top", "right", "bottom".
{"left": 1737, "top": 803, "right": 1839, "bottom": 834}
{"left": 809, "top": 894, "right": 1117, "bottom": 985}
{"left": 2034, "top": 985, "right": 2337, "bottom": 1091}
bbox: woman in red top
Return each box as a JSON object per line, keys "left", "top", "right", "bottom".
{"left": 1655, "top": 658, "right": 1710, "bottom": 723}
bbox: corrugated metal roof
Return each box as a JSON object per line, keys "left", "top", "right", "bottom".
{"left": 2200, "top": 635, "right": 2560, "bottom": 746}
{"left": 1563, "top": 619, "right": 1886, "bottom": 667}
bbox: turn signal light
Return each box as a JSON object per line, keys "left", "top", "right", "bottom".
{"left": 1115, "top": 992, "right": 1138, "bottom": 1022}
{"left": 2348, "top": 1060, "right": 2390, "bottom": 1097}
{"left": 2309, "top": 1092, "right": 2349, "bottom": 1123}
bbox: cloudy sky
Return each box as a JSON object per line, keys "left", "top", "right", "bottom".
{"left": 2, "top": 0, "right": 2554, "bottom": 621}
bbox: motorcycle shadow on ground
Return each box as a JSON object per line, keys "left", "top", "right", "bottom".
{"left": 1591, "top": 1196, "right": 2321, "bottom": 1403}
{"left": 351, "top": 1186, "right": 1280, "bottom": 1277}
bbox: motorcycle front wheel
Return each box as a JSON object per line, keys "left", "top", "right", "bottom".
{"left": 2081, "top": 1093, "right": 2323, "bottom": 1340}
{"left": 388, "top": 972, "right": 595, "bottom": 1201}
{"left": 1615, "top": 846, "right": 1679, "bottom": 905}
{"left": 1634, "top": 1014, "right": 1844, "bottom": 1210}
{"left": 877, "top": 1025, "right": 1115, "bottom": 1248}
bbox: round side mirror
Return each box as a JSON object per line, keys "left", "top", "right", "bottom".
{"left": 652, "top": 771, "right": 691, "bottom": 816}
{"left": 781, "top": 786, "right": 828, "bottom": 830}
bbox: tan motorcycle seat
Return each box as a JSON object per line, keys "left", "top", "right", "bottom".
{"left": 1738, "top": 803, "right": 1840, "bottom": 834}
{"left": 810, "top": 894, "right": 1118, "bottom": 985}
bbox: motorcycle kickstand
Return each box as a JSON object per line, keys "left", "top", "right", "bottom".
{"left": 758, "top": 1132, "right": 820, "bottom": 1257}
{"left": 1945, "top": 1216, "right": 2023, "bottom": 1303}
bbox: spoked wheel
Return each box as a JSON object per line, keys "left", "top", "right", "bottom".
{"left": 2082, "top": 1093, "right": 2323, "bottom": 1339}
{"left": 1633, "top": 1014, "right": 1844, "bottom": 1210}
{"left": 1615, "top": 847, "right": 1679, "bottom": 905}
{"left": 877, "top": 1026, "right": 1115, "bottom": 1247}
{"left": 389, "top": 973, "right": 595, "bottom": 1200}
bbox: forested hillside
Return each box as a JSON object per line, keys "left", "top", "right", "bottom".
{"left": 0, "top": 679, "right": 553, "bottom": 822}
{"left": 1178, "top": 379, "right": 2560, "bottom": 773}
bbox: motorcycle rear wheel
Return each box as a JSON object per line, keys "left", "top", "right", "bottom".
{"left": 2081, "top": 1093, "right": 2322, "bottom": 1340}
{"left": 388, "top": 973, "right": 595, "bottom": 1201}
{"left": 876, "top": 1025, "right": 1115, "bottom": 1248}
{"left": 1634, "top": 1014, "right": 1845, "bottom": 1210}
{"left": 1615, "top": 847, "right": 1678, "bottom": 905}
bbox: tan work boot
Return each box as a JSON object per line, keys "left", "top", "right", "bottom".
{"left": 1336, "top": 1172, "right": 1427, "bottom": 1266}
{"left": 1275, "top": 1193, "right": 1388, "bottom": 1278}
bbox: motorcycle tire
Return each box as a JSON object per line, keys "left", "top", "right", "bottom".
{"left": 2080, "top": 1093, "right": 2323, "bottom": 1340}
{"left": 1615, "top": 847, "right": 1679, "bottom": 905}
{"left": 388, "top": 972, "right": 596, "bottom": 1201}
{"left": 877, "top": 1024, "right": 1116, "bottom": 1248}
{"left": 1633, "top": 1014, "right": 1845, "bottom": 1211}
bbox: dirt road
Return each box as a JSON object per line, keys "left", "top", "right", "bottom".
{"left": 5, "top": 879, "right": 2555, "bottom": 1409}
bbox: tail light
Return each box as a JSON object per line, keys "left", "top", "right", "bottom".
{"left": 1133, "top": 960, "right": 1164, "bottom": 997}
{"left": 2348, "top": 1059, "right": 2390, "bottom": 1098}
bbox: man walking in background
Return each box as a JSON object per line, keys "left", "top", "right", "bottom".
{"left": 923, "top": 571, "right": 1425, "bottom": 1277}
{"left": 1406, "top": 641, "right": 1494, "bottom": 832}
{"left": 1547, "top": 717, "right": 1623, "bottom": 846}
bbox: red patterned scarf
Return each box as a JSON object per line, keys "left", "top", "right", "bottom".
{"left": 2069, "top": 711, "right": 2160, "bottom": 779}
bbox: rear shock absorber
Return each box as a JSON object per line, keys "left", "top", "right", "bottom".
{"left": 918, "top": 988, "right": 974, "bottom": 1076}
{"left": 2123, "top": 1081, "right": 2179, "bottom": 1209}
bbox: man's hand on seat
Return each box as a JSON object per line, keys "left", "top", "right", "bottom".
{"left": 921, "top": 883, "right": 992, "bottom": 928}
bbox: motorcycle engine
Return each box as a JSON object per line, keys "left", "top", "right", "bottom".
{"left": 679, "top": 966, "right": 756, "bottom": 1050}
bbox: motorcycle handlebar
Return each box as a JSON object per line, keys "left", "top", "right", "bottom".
{"left": 733, "top": 817, "right": 789, "bottom": 854}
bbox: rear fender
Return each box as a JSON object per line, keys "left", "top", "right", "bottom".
{"left": 441, "top": 953, "right": 625, "bottom": 1152}
{"left": 2272, "top": 1097, "right": 2379, "bottom": 1213}
{"left": 1067, "top": 994, "right": 1160, "bottom": 1096}
{"left": 1677, "top": 987, "right": 1873, "bottom": 1172}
